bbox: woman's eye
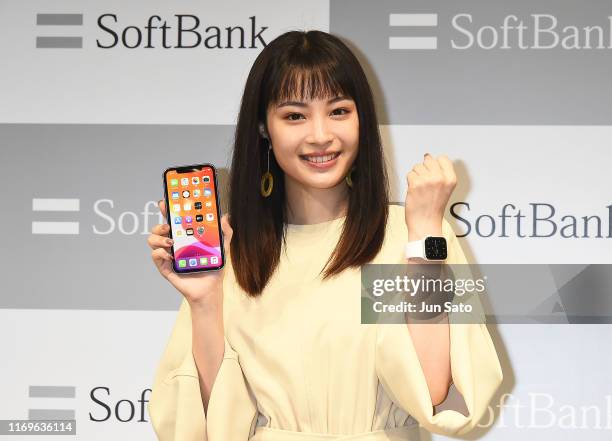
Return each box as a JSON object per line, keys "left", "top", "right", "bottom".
{"left": 285, "top": 108, "right": 350, "bottom": 121}
{"left": 286, "top": 113, "right": 304, "bottom": 121}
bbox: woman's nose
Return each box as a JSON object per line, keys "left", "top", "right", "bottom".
{"left": 307, "top": 116, "right": 334, "bottom": 145}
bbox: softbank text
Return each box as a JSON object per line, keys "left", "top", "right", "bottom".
{"left": 451, "top": 202, "right": 612, "bottom": 238}
{"left": 452, "top": 14, "right": 612, "bottom": 50}
{"left": 96, "top": 14, "right": 268, "bottom": 49}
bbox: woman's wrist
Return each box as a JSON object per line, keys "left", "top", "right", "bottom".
{"left": 188, "top": 291, "right": 223, "bottom": 315}
{"left": 407, "top": 220, "right": 443, "bottom": 242}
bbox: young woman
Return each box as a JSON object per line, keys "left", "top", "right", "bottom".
{"left": 146, "top": 30, "right": 503, "bottom": 441}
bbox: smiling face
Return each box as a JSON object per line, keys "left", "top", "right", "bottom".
{"left": 265, "top": 93, "right": 359, "bottom": 191}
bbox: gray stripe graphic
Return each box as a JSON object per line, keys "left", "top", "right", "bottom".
{"left": 1, "top": 123, "right": 235, "bottom": 311}
{"left": 331, "top": 0, "right": 612, "bottom": 124}
{"left": 36, "top": 14, "right": 83, "bottom": 26}
{"left": 389, "top": 36, "right": 437, "bottom": 50}
{"left": 389, "top": 13, "right": 437, "bottom": 27}
{"left": 33, "top": 198, "right": 80, "bottom": 211}
{"left": 31, "top": 221, "right": 80, "bottom": 235}
{"left": 29, "top": 386, "right": 75, "bottom": 398}
{"left": 29, "top": 409, "right": 75, "bottom": 420}
{"left": 36, "top": 37, "right": 82, "bottom": 49}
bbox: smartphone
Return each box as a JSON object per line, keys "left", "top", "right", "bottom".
{"left": 162, "top": 163, "right": 225, "bottom": 273}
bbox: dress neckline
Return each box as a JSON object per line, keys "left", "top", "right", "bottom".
{"left": 284, "top": 215, "right": 347, "bottom": 241}
{"left": 286, "top": 215, "right": 347, "bottom": 228}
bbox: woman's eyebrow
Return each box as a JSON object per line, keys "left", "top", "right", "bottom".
{"left": 276, "top": 95, "right": 350, "bottom": 109}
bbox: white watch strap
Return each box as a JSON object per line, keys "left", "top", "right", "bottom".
{"left": 405, "top": 240, "right": 425, "bottom": 260}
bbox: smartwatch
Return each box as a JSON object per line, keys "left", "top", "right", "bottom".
{"left": 405, "top": 236, "right": 447, "bottom": 261}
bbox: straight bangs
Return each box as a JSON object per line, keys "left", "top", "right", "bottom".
{"left": 261, "top": 48, "right": 356, "bottom": 117}
{"left": 265, "top": 60, "right": 354, "bottom": 107}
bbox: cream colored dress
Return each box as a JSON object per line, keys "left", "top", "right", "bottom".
{"left": 148, "top": 204, "right": 503, "bottom": 441}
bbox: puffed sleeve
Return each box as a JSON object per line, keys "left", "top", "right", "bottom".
{"left": 375, "top": 218, "right": 503, "bottom": 437}
{"left": 148, "top": 298, "right": 257, "bottom": 441}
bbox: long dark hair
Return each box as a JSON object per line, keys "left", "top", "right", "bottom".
{"left": 228, "top": 30, "right": 389, "bottom": 297}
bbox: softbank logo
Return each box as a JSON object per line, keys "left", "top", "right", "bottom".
{"left": 389, "top": 12, "right": 612, "bottom": 50}
{"left": 34, "top": 12, "right": 269, "bottom": 49}
{"left": 389, "top": 14, "right": 438, "bottom": 50}
{"left": 31, "top": 199, "right": 163, "bottom": 236}
{"left": 36, "top": 13, "right": 83, "bottom": 49}
{"left": 32, "top": 198, "right": 80, "bottom": 235}
{"left": 28, "top": 385, "right": 76, "bottom": 421}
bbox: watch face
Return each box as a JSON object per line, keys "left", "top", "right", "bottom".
{"left": 424, "top": 236, "right": 447, "bottom": 260}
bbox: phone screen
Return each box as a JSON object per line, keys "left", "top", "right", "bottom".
{"left": 163, "top": 164, "right": 224, "bottom": 273}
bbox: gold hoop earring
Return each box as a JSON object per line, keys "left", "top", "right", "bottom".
{"left": 345, "top": 166, "right": 355, "bottom": 189}
{"left": 260, "top": 141, "right": 273, "bottom": 197}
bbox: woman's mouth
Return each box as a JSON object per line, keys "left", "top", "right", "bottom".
{"left": 300, "top": 152, "right": 341, "bottom": 165}
{"left": 299, "top": 152, "right": 341, "bottom": 170}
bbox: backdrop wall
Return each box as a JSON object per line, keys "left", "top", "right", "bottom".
{"left": 1, "top": 1, "right": 611, "bottom": 440}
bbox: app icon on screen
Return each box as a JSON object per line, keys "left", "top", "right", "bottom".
{"left": 205, "top": 201, "right": 212, "bottom": 207}
{"left": 185, "top": 216, "right": 193, "bottom": 223}
{"left": 173, "top": 204, "right": 180, "bottom": 212}
{"left": 189, "top": 258, "right": 197, "bottom": 267}
{"left": 186, "top": 228, "right": 194, "bottom": 235}
{"left": 183, "top": 203, "right": 191, "bottom": 211}
{"left": 176, "top": 230, "right": 183, "bottom": 236}
{"left": 196, "top": 214, "right": 203, "bottom": 222}
{"left": 174, "top": 216, "right": 182, "bottom": 224}
{"left": 206, "top": 213, "right": 214, "bottom": 221}
{"left": 193, "top": 189, "right": 201, "bottom": 198}
{"left": 182, "top": 190, "right": 190, "bottom": 198}
{"left": 195, "top": 202, "right": 202, "bottom": 209}
{"left": 172, "top": 191, "right": 179, "bottom": 199}
{"left": 211, "top": 256, "right": 218, "bottom": 264}
{"left": 204, "top": 189, "right": 212, "bottom": 197}
{"left": 181, "top": 178, "right": 189, "bottom": 186}
{"left": 170, "top": 178, "right": 178, "bottom": 187}
{"left": 192, "top": 177, "right": 200, "bottom": 184}
{"left": 178, "top": 259, "right": 187, "bottom": 268}
{"left": 203, "top": 176, "right": 210, "bottom": 183}
{"left": 197, "top": 226, "right": 204, "bottom": 234}
{"left": 200, "top": 257, "right": 208, "bottom": 265}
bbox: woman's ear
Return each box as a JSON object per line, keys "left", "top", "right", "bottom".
{"left": 258, "top": 122, "right": 268, "bottom": 139}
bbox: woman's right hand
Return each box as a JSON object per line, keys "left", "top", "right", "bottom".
{"left": 147, "top": 199, "right": 232, "bottom": 307}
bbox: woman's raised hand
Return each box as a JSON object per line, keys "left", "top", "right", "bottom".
{"left": 147, "top": 199, "right": 232, "bottom": 307}
{"left": 405, "top": 153, "right": 457, "bottom": 240}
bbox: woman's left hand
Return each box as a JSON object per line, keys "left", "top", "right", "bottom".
{"left": 405, "top": 153, "right": 457, "bottom": 241}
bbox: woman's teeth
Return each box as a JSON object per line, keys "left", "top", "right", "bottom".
{"left": 301, "top": 153, "right": 340, "bottom": 163}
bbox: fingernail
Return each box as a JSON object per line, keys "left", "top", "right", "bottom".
{"left": 424, "top": 152, "right": 430, "bottom": 157}
{"left": 166, "top": 239, "right": 173, "bottom": 245}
